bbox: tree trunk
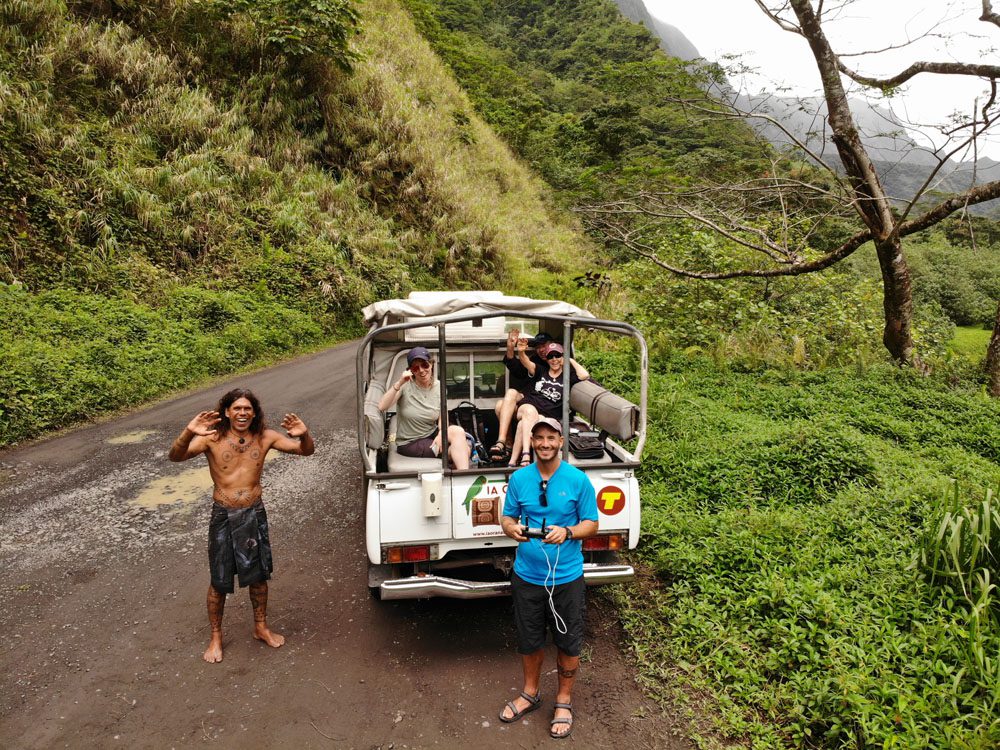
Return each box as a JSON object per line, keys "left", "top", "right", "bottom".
{"left": 987, "top": 300, "right": 1000, "bottom": 397}
{"left": 789, "top": 0, "right": 918, "bottom": 366}
{"left": 874, "top": 236, "right": 917, "bottom": 365}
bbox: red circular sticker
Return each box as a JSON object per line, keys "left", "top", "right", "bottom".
{"left": 597, "top": 486, "right": 625, "bottom": 516}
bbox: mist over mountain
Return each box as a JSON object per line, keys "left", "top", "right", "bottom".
{"left": 612, "top": 0, "right": 699, "bottom": 59}
{"left": 630, "top": 1, "right": 1000, "bottom": 215}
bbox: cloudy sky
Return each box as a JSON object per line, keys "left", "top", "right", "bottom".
{"left": 643, "top": 0, "right": 1000, "bottom": 159}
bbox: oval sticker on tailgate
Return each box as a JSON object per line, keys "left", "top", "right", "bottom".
{"left": 597, "top": 486, "right": 626, "bottom": 516}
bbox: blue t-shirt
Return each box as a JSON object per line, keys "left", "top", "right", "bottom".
{"left": 502, "top": 461, "right": 599, "bottom": 585}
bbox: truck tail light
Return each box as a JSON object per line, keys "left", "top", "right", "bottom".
{"left": 583, "top": 533, "right": 625, "bottom": 551}
{"left": 385, "top": 545, "right": 432, "bottom": 563}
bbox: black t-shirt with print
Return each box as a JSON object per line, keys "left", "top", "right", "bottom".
{"left": 518, "top": 363, "right": 580, "bottom": 418}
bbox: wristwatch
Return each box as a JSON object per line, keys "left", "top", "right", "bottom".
{"left": 565, "top": 527, "right": 573, "bottom": 540}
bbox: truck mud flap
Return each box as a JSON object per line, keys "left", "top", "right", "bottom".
{"left": 379, "top": 562, "right": 635, "bottom": 600}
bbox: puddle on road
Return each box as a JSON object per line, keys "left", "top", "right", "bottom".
{"left": 107, "top": 430, "right": 158, "bottom": 445}
{"left": 131, "top": 454, "right": 280, "bottom": 510}
{"left": 132, "top": 468, "right": 214, "bottom": 509}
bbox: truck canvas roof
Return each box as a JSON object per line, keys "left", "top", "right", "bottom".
{"left": 362, "top": 291, "right": 595, "bottom": 330}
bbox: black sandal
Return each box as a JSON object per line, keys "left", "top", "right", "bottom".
{"left": 489, "top": 440, "right": 510, "bottom": 464}
{"left": 499, "top": 690, "right": 542, "bottom": 723}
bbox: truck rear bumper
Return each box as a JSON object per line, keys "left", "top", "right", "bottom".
{"left": 378, "top": 562, "right": 634, "bottom": 600}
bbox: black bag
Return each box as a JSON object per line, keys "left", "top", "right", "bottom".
{"left": 449, "top": 401, "right": 488, "bottom": 462}
{"left": 568, "top": 421, "right": 605, "bottom": 459}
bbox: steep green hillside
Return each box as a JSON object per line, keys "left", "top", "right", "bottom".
{"left": 400, "top": 0, "right": 770, "bottom": 204}
{"left": 0, "top": 0, "right": 586, "bottom": 445}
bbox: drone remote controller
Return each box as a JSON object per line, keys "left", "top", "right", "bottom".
{"left": 523, "top": 525, "right": 549, "bottom": 539}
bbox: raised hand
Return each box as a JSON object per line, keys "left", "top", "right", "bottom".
{"left": 187, "top": 411, "right": 220, "bottom": 436}
{"left": 281, "top": 413, "right": 309, "bottom": 437}
{"left": 507, "top": 328, "right": 520, "bottom": 347}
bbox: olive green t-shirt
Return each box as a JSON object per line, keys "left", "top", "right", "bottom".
{"left": 395, "top": 379, "right": 440, "bottom": 445}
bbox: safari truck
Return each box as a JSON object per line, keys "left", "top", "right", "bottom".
{"left": 356, "top": 291, "right": 648, "bottom": 599}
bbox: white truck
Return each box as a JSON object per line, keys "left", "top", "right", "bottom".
{"left": 356, "top": 291, "right": 648, "bottom": 599}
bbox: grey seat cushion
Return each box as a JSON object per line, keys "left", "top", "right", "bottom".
{"left": 386, "top": 415, "right": 443, "bottom": 473}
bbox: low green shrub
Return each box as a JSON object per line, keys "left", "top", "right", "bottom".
{"left": 591, "top": 355, "right": 1000, "bottom": 748}
{"left": 0, "top": 286, "right": 326, "bottom": 445}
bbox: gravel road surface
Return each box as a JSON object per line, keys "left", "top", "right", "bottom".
{"left": 0, "top": 341, "right": 688, "bottom": 748}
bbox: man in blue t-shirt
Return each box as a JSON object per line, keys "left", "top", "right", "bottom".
{"left": 498, "top": 417, "right": 598, "bottom": 740}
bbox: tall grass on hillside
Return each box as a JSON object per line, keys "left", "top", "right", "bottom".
{"left": 0, "top": 0, "right": 589, "bottom": 445}
{"left": 591, "top": 352, "right": 1000, "bottom": 748}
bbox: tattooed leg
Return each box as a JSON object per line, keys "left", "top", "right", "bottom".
{"left": 203, "top": 585, "right": 226, "bottom": 663}
{"left": 552, "top": 651, "right": 580, "bottom": 738}
{"left": 249, "top": 582, "right": 285, "bottom": 648}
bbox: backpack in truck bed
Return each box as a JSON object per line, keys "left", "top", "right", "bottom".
{"left": 448, "top": 401, "right": 495, "bottom": 464}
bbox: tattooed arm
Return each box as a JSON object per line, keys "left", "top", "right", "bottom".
{"left": 168, "top": 410, "right": 218, "bottom": 462}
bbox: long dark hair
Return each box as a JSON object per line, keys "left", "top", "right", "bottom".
{"left": 216, "top": 388, "right": 264, "bottom": 437}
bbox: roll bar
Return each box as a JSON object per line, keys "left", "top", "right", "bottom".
{"left": 355, "top": 309, "right": 648, "bottom": 473}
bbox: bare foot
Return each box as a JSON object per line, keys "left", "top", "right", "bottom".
{"left": 203, "top": 633, "right": 223, "bottom": 663}
{"left": 253, "top": 623, "right": 285, "bottom": 648}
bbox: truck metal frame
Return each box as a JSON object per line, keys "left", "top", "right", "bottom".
{"left": 356, "top": 292, "right": 647, "bottom": 599}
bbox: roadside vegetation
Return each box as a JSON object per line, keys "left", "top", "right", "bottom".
{"left": 585, "top": 346, "right": 1000, "bottom": 749}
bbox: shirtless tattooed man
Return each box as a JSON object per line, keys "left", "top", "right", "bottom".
{"left": 168, "top": 388, "right": 315, "bottom": 663}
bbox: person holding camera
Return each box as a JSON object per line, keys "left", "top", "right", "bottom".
{"left": 498, "top": 417, "right": 598, "bottom": 739}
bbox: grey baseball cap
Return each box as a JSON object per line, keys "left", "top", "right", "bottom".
{"left": 531, "top": 416, "right": 563, "bottom": 435}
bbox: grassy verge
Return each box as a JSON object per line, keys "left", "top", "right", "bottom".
{"left": 0, "top": 284, "right": 357, "bottom": 446}
{"left": 950, "top": 325, "right": 993, "bottom": 360}
{"left": 590, "top": 352, "right": 1000, "bottom": 748}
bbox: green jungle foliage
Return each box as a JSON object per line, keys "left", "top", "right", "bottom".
{"left": 585, "top": 350, "right": 1000, "bottom": 749}
{"left": 399, "top": 0, "right": 770, "bottom": 203}
{"left": 402, "top": 0, "right": 999, "bottom": 371}
{"left": 0, "top": 0, "right": 585, "bottom": 445}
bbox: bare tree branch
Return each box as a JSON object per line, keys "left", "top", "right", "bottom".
{"left": 671, "top": 96, "right": 845, "bottom": 183}
{"left": 753, "top": 0, "right": 801, "bottom": 34}
{"left": 837, "top": 59, "right": 1000, "bottom": 89}
{"left": 898, "top": 178, "right": 1000, "bottom": 237}
{"left": 983, "top": 1, "right": 1000, "bottom": 28}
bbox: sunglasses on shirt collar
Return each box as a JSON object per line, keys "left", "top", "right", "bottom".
{"left": 539, "top": 479, "right": 548, "bottom": 507}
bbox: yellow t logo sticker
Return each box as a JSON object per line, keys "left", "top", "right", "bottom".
{"left": 603, "top": 492, "right": 622, "bottom": 510}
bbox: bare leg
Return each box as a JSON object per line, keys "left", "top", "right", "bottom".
{"left": 512, "top": 404, "right": 538, "bottom": 465}
{"left": 249, "top": 582, "right": 285, "bottom": 648}
{"left": 499, "top": 649, "right": 544, "bottom": 720}
{"left": 446, "top": 424, "right": 471, "bottom": 470}
{"left": 203, "top": 585, "right": 226, "bottom": 663}
{"left": 496, "top": 389, "right": 522, "bottom": 445}
{"left": 552, "top": 650, "right": 580, "bottom": 738}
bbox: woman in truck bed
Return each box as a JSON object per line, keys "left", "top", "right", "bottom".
{"left": 509, "top": 340, "right": 589, "bottom": 466}
{"left": 377, "top": 346, "right": 472, "bottom": 469}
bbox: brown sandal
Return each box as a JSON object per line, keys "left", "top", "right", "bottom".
{"left": 550, "top": 703, "right": 573, "bottom": 739}
{"left": 499, "top": 690, "right": 541, "bottom": 723}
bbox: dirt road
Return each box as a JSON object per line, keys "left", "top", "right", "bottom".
{"left": 0, "top": 342, "right": 687, "bottom": 748}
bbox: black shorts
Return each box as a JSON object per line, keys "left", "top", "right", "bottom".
{"left": 510, "top": 571, "right": 586, "bottom": 656}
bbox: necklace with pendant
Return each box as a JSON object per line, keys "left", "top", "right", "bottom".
{"left": 228, "top": 437, "right": 252, "bottom": 453}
